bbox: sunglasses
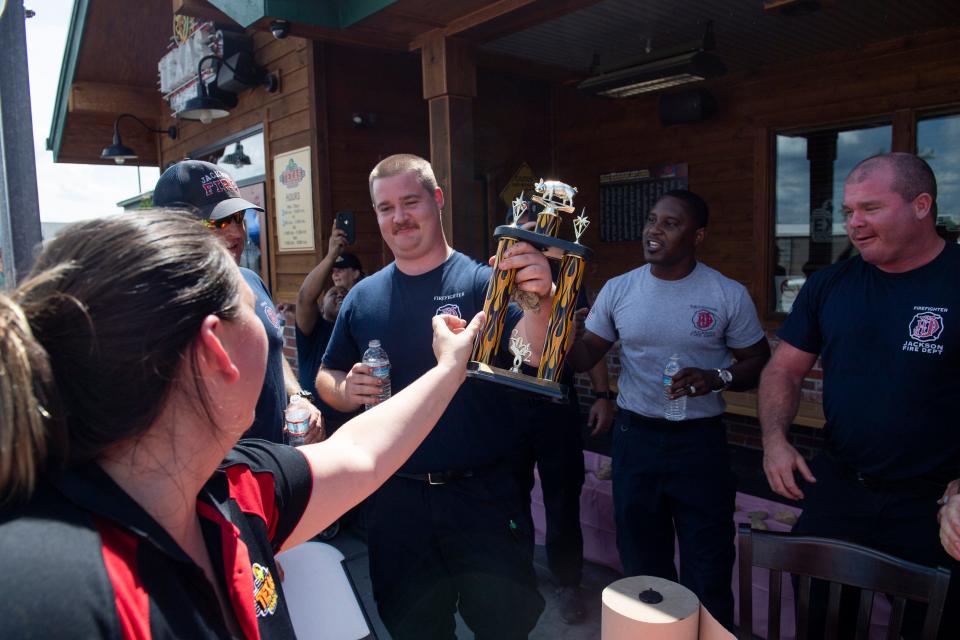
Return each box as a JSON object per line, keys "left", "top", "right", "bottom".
{"left": 203, "top": 211, "right": 247, "bottom": 230}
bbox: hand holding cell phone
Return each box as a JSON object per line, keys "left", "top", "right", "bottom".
{"left": 335, "top": 211, "right": 355, "bottom": 245}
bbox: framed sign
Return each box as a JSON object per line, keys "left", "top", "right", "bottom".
{"left": 599, "top": 164, "right": 688, "bottom": 242}
{"left": 274, "top": 146, "right": 315, "bottom": 252}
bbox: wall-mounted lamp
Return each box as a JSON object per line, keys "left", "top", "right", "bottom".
{"left": 101, "top": 113, "right": 178, "bottom": 164}
{"left": 178, "top": 54, "right": 279, "bottom": 124}
{"left": 222, "top": 142, "right": 252, "bottom": 168}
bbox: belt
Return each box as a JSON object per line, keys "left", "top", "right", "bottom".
{"left": 394, "top": 470, "right": 476, "bottom": 485}
{"left": 621, "top": 409, "right": 721, "bottom": 430}
{"left": 829, "top": 455, "right": 951, "bottom": 495}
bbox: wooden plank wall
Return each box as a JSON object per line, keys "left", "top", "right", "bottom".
{"left": 318, "top": 44, "right": 428, "bottom": 285}
{"left": 159, "top": 36, "right": 428, "bottom": 303}
{"left": 549, "top": 27, "right": 960, "bottom": 321}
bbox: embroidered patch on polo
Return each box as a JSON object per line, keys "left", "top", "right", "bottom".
{"left": 252, "top": 563, "right": 278, "bottom": 617}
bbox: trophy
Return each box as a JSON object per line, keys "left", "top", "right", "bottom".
{"left": 466, "top": 179, "right": 593, "bottom": 399}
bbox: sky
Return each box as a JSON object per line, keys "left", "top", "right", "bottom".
{"left": 25, "top": 0, "right": 159, "bottom": 223}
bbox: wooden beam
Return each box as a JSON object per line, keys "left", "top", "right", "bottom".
{"left": 68, "top": 81, "right": 162, "bottom": 120}
{"left": 421, "top": 36, "right": 476, "bottom": 100}
{"left": 430, "top": 95, "right": 484, "bottom": 259}
{"left": 891, "top": 108, "right": 916, "bottom": 153}
{"left": 409, "top": 0, "right": 535, "bottom": 51}
{"left": 421, "top": 34, "right": 483, "bottom": 259}
{"left": 454, "top": 0, "right": 607, "bottom": 45}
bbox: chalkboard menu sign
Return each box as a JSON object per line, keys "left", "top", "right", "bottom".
{"left": 599, "top": 164, "right": 688, "bottom": 242}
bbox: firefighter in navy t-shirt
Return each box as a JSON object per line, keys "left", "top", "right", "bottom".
{"left": 759, "top": 153, "right": 960, "bottom": 639}
{"left": 317, "top": 154, "right": 551, "bottom": 639}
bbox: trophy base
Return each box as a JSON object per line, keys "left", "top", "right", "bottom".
{"left": 465, "top": 361, "right": 566, "bottom": 400}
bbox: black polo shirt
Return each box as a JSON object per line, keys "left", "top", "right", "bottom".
{"left": 0, "top": 440, "right": 312, "bottom": 639}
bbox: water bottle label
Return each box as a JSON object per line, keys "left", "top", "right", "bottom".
{"left": 284, "top": 408, "right": 310, "bottom": 436}
{"left": 370, "top": 364, "right": 390, "bottom": 379}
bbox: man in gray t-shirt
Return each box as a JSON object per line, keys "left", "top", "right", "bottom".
{"left": 568, "top": 190, "right": 769, "bottom": 630}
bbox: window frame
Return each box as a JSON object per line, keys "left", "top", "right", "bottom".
{"left": 757, "top": 106, "right": 960, "bottom": 323}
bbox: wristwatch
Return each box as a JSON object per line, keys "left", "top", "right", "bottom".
{"left": 291, "top": 389, "right": 315, "bottom": 403}
{"left": 712, "top": 369, "right": 733, "bottom": 393}
{"left": 594, "top": 390, "right": 615, "bottom": 400}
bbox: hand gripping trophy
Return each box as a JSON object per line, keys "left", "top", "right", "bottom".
{"left": 466, "top": 179, "right": 593, "bottom": 399}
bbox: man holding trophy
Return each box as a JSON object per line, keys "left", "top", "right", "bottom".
{"left": 316, "top": 154, "right": 553, "bottom": 639}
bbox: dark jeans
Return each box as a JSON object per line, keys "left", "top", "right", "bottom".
{"left": 793, "top": 454, "right": 960, "bottom": 640}
{"left": 366, "top": 470, "right": 544, "bottom": 640}
{"left": 612, "top": 411, "right": 736, "bottom": 630}
{"left": 511, "top": 395, "right": 586, "bottom": 587}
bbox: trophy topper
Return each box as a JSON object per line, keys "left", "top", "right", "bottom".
{"left": 573, "top": 209, "right": 590, "bottom": 244}
{"left": 508, "top": 331, "right": 532, "bottom": 373}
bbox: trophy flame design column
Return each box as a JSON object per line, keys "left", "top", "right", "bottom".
{"left": 473, "top": 195, "right": 525, "bottom": 363}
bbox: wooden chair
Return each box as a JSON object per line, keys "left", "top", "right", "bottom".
{"left": 737, "top": 523, "right": 950, "bottom": 640}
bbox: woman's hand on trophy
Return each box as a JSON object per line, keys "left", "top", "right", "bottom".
{"left": 496, "top": 242, "right": 552, "bottom": 299}
{"left": 432, "top": 311, "right": 485, "bottom": 375}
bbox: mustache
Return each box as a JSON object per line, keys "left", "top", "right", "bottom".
{"left": 393, "top": 223, "right": 419, "bottom": 234}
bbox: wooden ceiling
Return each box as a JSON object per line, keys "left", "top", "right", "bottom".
{"left": 52, "top": 0, "right": 960, "bottom": 165}
{"left": 477, "top": 0, "right": 960, "bottom": 76}
{"left": 52, "top": 0, "right": 173, "bottom": 165}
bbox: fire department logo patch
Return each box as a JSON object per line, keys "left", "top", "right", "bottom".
{"left": 252, "top": 563, "right": 278, "bottom": 617}
{"left": 436, "top": 303, "right": 462, "bottom": 318}
{"left": 909, "top": 312, "right": 944, "bottom": 343}
{"left": 261, "top": 302, "right": 284, "bottom": 336}
{"left": 692, "top": 309, "right": 716, "bottom": 331}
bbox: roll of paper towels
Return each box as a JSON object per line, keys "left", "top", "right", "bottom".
{"left": 602, "top": 575, "right": 734, "bottom": 640}
{"left": 603, "top": 576, "right": 699, "bottom": 640}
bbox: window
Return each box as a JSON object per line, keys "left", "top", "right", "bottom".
{"left": 772, "top": 123, "right": 891, "bottom": 313}
{"left": 917, "top": 113, "right": 960, "bottom": 238}
{"left": 190, "top": 128, "right": 270, "bottom": 285}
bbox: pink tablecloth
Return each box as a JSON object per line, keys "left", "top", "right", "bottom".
{"left": 530, "top": 451, "right": 891, "bottom": 639}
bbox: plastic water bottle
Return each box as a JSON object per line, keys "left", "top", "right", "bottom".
{"left": 362, "top": 339, "right": 391, "bottom": 410}
{"left": 284, "top": 397, "right": 310, "bottom": 446}
{"left": 663, "top": 354, "right": 686, "bottom": 421}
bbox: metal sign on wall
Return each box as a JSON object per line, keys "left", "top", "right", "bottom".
{"left": 499, "top": 163, "right": 537, "bottom": 208}
{"left": 158, "top": 19, "right": 218, "bottom": 117}
{"left": 274, "top": 147, "right": 315, "bottom": 252}
{"left": 599, "top": 164, "right": 688, "bottom": 242}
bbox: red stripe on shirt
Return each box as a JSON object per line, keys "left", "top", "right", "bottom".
{"left": 197, "top": 501, "right": 261, "bottom": 640}
{"left": 225, "top": 466, "right": 279, "bottom": 541}
{"left": 95, "top": 517, "right": 151, "bottom": 640}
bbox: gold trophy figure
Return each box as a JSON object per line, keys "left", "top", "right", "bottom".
{"left": 467, "top": 181, "right": 592, "bottom": 399}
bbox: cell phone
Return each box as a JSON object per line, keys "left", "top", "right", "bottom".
{"left": 335, "top": 211, "right": 355, "bottom": 245}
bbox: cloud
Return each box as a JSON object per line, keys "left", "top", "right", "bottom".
{"left": 26, "top": 0, "right": 159, "bottom": 223}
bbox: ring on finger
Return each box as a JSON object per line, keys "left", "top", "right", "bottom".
{"left": 688, "top": 384, "right": 696, "bottom": 394}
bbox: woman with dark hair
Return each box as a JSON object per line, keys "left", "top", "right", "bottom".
{"left": 0, "top": 211, "right": 483, "bottom": 638}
